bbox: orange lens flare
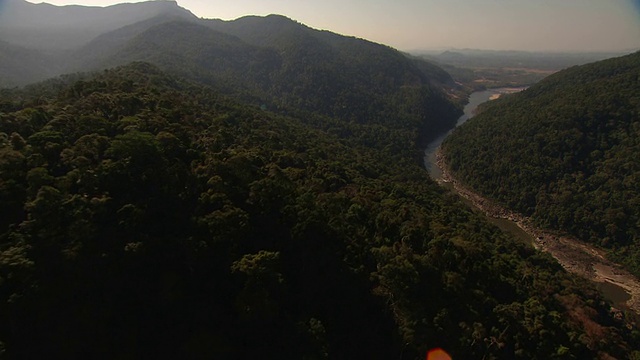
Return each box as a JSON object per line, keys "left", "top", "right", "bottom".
{"left": 427, "top": 348, "right": 452, "bottom": 360}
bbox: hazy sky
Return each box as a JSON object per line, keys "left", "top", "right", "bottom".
{"left": 26, "top": 0, "right": 640, "bottom": 52}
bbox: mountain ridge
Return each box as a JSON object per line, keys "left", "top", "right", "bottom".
{"left": 56, "top": 14, "right": 462, "bottom": 147}
{"left": 0, "top": 2, "right": 462, "bottom": 136}
{"left": 0, "top": 0, "right": 196, "bottom": 49}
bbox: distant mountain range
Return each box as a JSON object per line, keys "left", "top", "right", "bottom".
{"left": 0, "top": 0, "right": 194, "bottom": 85}
{"left": 0, "top": 0, "right": 195, "bottom": 50}
{"left": 418, "top": 48, "right": 629, "bottom": 71}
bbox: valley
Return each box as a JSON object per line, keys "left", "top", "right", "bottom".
{"left": 440, "top": 51, "right": 640, "bottom": 318}
{"left": 417, "top": 49, "right": 627, "bottom": 90}
{"left": 426, "top": 87, "right": 640, "bottom": 312}
{"left": 1, "top": 1, "right": 639, "bottom": 358}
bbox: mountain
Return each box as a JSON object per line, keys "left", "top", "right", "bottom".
{"left": 70, "top": 18, "right": 273, "bottom": 89}
{"left": 0, "top": 0, "right": 195, "bottom": 50}
{"left": 442, "top": 51, "right": 640, "bottom": 275}
{"left": 0, "top": 62, "right": 636, "bottom": 359}
{"left": 2, "top": 3, "right": 638, "bottom": 357}
{"left": 0, "top": 40, "right": 62, "bottom": 87}
{"left": 1, "top": 4, "right": 461, "bottom": 144}
{"left": 203, "top": 14, "right": 456, "bottom": 90}
{"left": 66, "top": 14, "right": 462, "bottom": 147}
{"left": 0, "top": 0, "right": 196, "bottom": 88}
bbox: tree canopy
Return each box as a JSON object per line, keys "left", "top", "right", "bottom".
{"left": 0, "top": 62, "right": 637, "bottom": 358}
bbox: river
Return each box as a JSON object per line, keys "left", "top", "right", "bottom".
{"left": 423, "top": 87, "right": 637, "bottom": 311}
{"left": 424, "top": 88, "right": 524, "bottom": 180}
{"left": 424, "top": 88, "right": 535, "bottom": 246}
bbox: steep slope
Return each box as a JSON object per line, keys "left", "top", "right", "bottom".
{"left": 0, "top": 40, "right": 63, "bottom": 87}
{"left": 73, "top": 20, "right": 276, "bottom": 92}
{"left": 0, "top": 0, "right": 195, "bottom": 50}
{"left": 442, "top": 51, "right": 640, "bottom": 275}
{"left": 73, "top": 15, "right": 461, "bottom": 146}
{"left": 0, "top": 0, "right": 196, "bottom": 87}
{"left": 67, "top": 14, "right": 203, "bottom": 72}
{"left": 205, "top": 14, "right": 459, "bottom": 100}
{"left": 0, "top": 62, "right": 637, "bottom": 359}
{"left": 1, "top": 4, "right": 461, "bottom": 144}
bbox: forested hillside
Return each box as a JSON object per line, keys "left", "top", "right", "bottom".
{"left": 0, "top": 63, "right": 637, "bottom": 359}
{"left": 0, "top": 0, "right": 195, "bottom": 88}
{"left": 69, "top": 15, "right": 463, "bottom": 145}
{"left": 442, "top": 51, "right": 640, "bottom": 275}
{"left": 0, "top": 40, "right": 62, "bottom": 87}
{"left": 0, "top": 0, "right": 195, "bottom": 50}
{"left": 1, "top": 5, "right": 464, "bottom": 144}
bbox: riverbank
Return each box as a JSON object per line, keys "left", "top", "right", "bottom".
{"left": 488, "top": 87, "right": 527, "bottom": 100}
{"left": 436, "top": 149, "right": 640, "bottom": 314}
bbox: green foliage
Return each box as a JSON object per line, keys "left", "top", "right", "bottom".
{"left": 443, "top": 51, "right": 640, "bottom": 275}
{"left": 69, "top": 16, "right": 464, "bottom": 148}
{"left": 0, "top": 63, "right": 635, "bottom": 358}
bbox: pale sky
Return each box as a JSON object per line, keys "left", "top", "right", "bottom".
{"left": 25, "top": 0, "right": 640, "bottom": 52}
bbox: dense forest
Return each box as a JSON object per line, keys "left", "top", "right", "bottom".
{"left": 74, "top": 15, "right": 463, "bottom": 142}
{"left": 2, "top": 3, "right": 465, "bottom": 146}
{"left": 2, "top": 1, "right": 640, "bottom": 358}
{"left": 442, "top": 51, "right": 640, "bottom": 276}
{"left": 1, "top": 62, "right": 638, "bottom": 359}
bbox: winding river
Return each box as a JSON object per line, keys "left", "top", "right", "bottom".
{"left": 424, "top": 88, "right": 638, "bottom": 312}
{"left": 424, "top": 88, "right": 526, "bottom": 180}
{"left": 424, "top": 88, "right": 535, "bottom": 246}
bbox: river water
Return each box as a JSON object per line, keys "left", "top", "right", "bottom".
{"left": 424, "top": 88, "right": 524, "bottom": 179}
{"left": 423, "top": 88, "right": 535, "bottom": 245}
